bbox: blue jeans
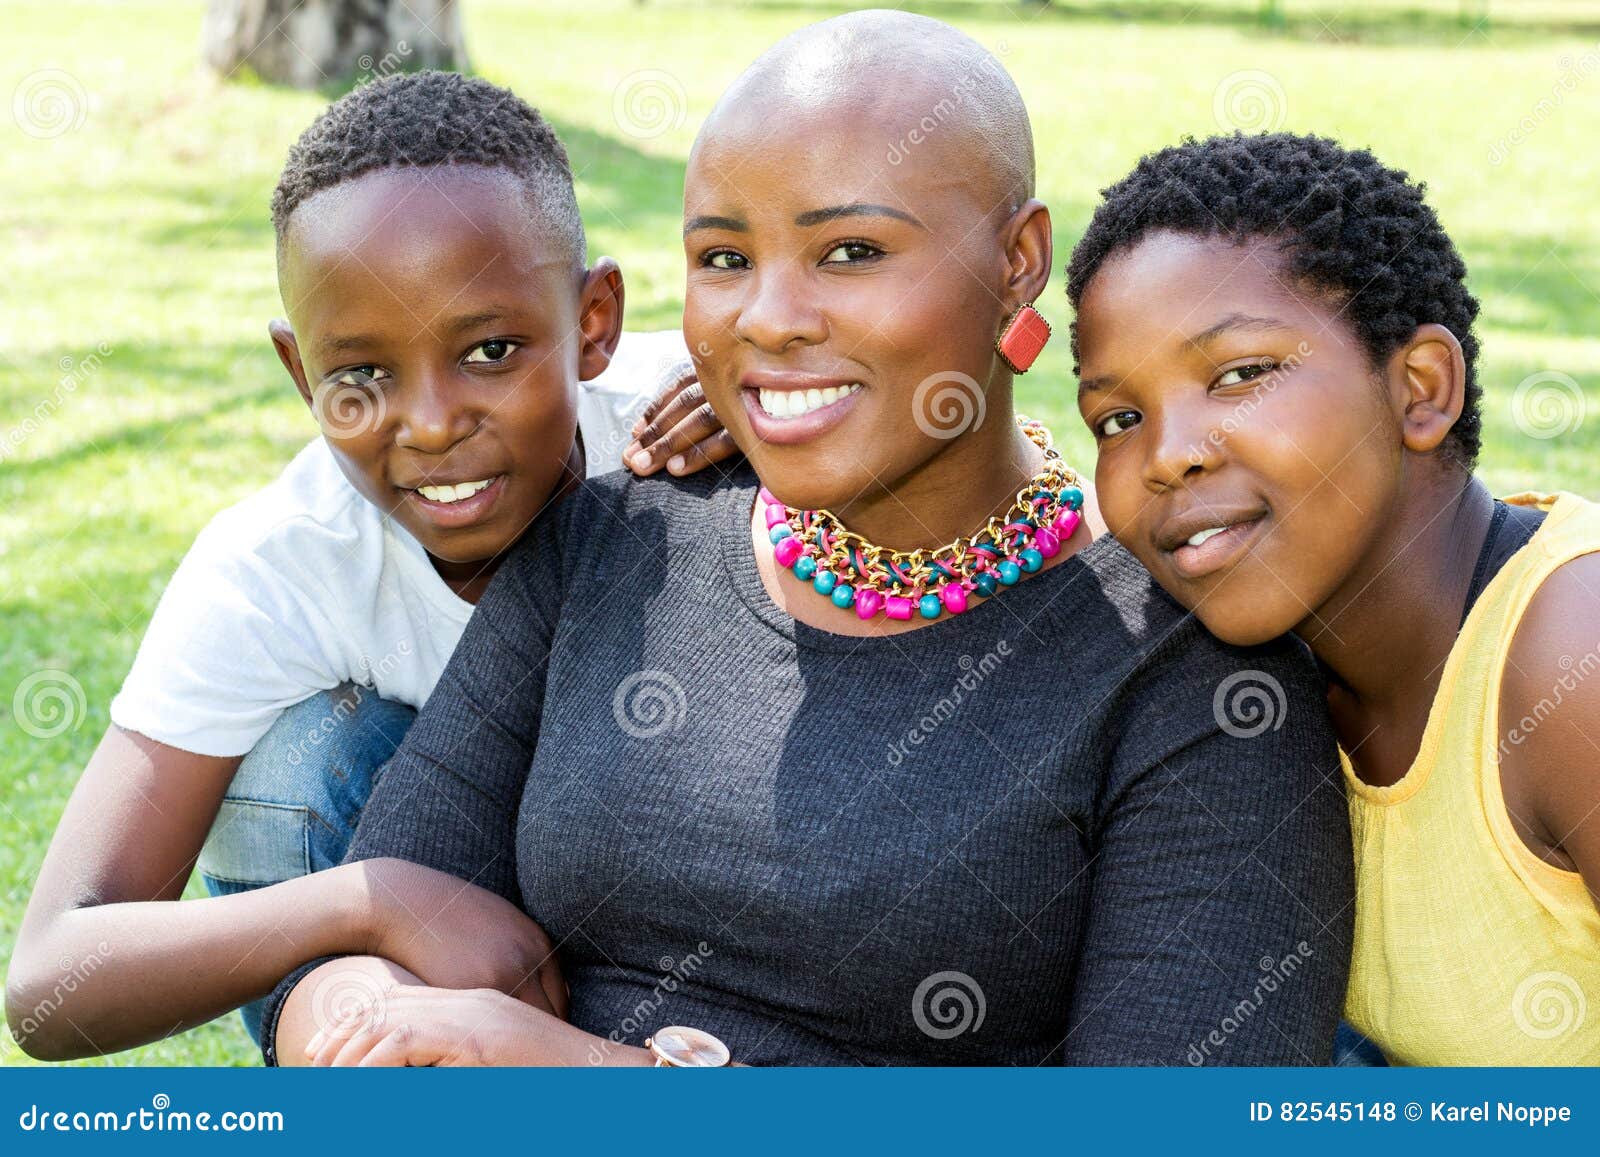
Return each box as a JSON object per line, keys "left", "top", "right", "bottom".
{"left": 197, "top": 683, "right": 415, "bottom": 1045}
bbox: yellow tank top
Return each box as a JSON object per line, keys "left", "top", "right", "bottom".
{"left": 1343, "top": 491, "right": 1600, "bottom": 1066}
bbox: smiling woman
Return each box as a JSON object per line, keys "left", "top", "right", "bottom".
{"left": 259, "top": 12, "right": 1355, "bottom": 1069}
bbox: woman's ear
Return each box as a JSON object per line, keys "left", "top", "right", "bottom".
{"left": 1000, "top": 198, "right": 1053, "bottom": 312}
{"left": 576, "top": 258, "right": 626, "bottom": 383}
{"left": 269, "top": 319, "right": 314, "bottom": 410}
{"left": 1393, "top": 322, "right": 1466, "bottom": 455}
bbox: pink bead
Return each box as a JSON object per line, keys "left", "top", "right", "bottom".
{"left": 885, "top": 596, "right": 914, "bottom": 621}
{"left": 1052, "top": 509, "right": 1082, "bottom": 540}
{"left": 758, "top": 486, "right": 777, "bottom": 506}
{"left": 1034, "top": 528, "right": 1061, "bottom": 559}
{"left": 764, "top": 503, "right": 788, "bottom": 528}
{"left": 855, "top": 588, "right": 885, "bottom": 620}
{"left": 941, "top": 584, "right": 969, "bottom": 615}
{"left": 774, "top": 536, "right": 804, "bottom": 568}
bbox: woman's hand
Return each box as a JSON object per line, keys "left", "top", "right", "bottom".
{"left": 623, "top": 364, "right": 739, "bottom": 477}
{"left": 355, "top": 858, "right": 567, "bottom": 1018}
{"left": 303, "top": 983, "right": 652, "bottom": 1068}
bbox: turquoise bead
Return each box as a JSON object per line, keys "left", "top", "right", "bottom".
{"left": 794, "top": 555, "right": 817, "bottom": 580}
{"left": 997, "top": 560, "right": 1022, "bottom": 586}
{"left": 769, "top": 524, "right": 793, "bottom": 543}
{"left": 830, "top": 583, "right": 856, "bottom": 609}
{"left": 813, "top": 571, "right": 837, "bottom": 595}
{"left": 1019, "top": 548, "right": 1044, "bottom": 573}
{"left": 1060, "top": 486, "right": 1084, "bottom": 511}
{"left": 973, "top": 572, "right": 999, "bottom": 597}
{"left": 918, "top": 593, "right": 942, "bottom": 619}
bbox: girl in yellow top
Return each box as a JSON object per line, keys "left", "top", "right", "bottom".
{"left": 1065, "top": 131, "right": 1600, "bottom": 1065}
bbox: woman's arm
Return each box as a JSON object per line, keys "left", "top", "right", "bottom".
{"left": 1062, "top": 646, "right": 1354, "bottom": 1065}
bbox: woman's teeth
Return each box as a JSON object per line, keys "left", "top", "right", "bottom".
{"left": 1186, "top": 526, "right": 1228, "bottom": 548}
{"left": 757, "top": 383, "right": 862, "bottom": 419}
{"left": 416, "top": 478, "right": 494, "bottom": 504}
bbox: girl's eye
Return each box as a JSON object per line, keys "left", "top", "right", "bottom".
{"left": 1097, "top": 410, "right": 1141, "bottom": 438}
{"left": 821, "top": 241, "right": 880, "bottom": 264}
{"left": 705, "top": 250, "right": 749, "bottom": 271}
{"left": 1215, "top": 360, "right": 1275, "bottom": 388}
{"left": 330, "top": 365, "right": 389, "bottom": 389}
{"left": 465, "top": 339, "right": 519, "bottom": 364}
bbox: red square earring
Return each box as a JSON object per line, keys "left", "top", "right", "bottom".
{"left": 995, "top": 303, "right": 1051, "bottom": 374}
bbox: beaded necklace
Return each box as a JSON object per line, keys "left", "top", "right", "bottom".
{"left": 761, "top": 418, "right": 1086, "bottom": 622}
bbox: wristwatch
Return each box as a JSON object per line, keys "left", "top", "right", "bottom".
{"left": 644, "top": 1025, "right": 732, "bottom": 1067}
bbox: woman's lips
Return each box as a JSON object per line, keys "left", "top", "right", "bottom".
{"left": 741, "top": 384, "right": 864, "bottom": 446}
{"left": 1168, "top": 514, "right": 1268, "bottom": 580}
{"left": 401, "top": 473, "right": 507, "bottom": 530}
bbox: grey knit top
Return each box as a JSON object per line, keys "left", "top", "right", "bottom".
{"left": 262, "top": 462, "right": 1353, "bottom": 1065}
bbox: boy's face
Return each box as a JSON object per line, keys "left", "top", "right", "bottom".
{"left": 680, "top": 102, "right": 1017, "bottom": 514}
{"left": 1075, "top": 232, "right": 1403, "bottom": 646}
{"left": 273, "top": 166, "right": 618, "bottom": 574}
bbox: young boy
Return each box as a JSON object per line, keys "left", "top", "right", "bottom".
{"left": 8, "top": 71, "right": 731, "bottom": 1059}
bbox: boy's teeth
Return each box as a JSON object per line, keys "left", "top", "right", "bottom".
{"left": 758, "top": 383, "right": 861, "bottom": 419}
{"left": 1186, "top": 526, "right": 1228, "bottom": 548}
{"left": 417, "top": 478, "right": 494, "bottom": 503}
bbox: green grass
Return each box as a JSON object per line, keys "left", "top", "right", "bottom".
{"left": 3, "top": 0, "right": 1598, "bottom": 1066}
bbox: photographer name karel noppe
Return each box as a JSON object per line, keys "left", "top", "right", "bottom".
{"left": 1249, "top": 1101, "right": 1574, "bottom": 1126}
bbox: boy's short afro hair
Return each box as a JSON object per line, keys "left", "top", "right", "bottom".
{"left": 1066, "top": 132, "right": 1482, "bottom": 469}
{"left": 271, "top": 70, "right": 584, "bottom": 265}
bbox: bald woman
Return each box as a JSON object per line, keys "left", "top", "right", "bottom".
{"left": 264, "top": 11, "right": 1352, "bottom": 1067}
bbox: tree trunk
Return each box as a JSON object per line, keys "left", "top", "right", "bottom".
{"left": 201, "top": 0, "right": 467, "bottom": 90}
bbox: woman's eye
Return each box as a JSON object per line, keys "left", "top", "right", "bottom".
{"left": 706, "top": 251, "right": 749, "bottom": 271}
{"left": 465, "top": 339, "right": 519, "bottom": 364}
{"left": 1216, "top": 360, "right": 1275, "bottom": 388}
{"left": 1097, "top": 410, "right": 1141, "bottom": 438}
{"left": 821, "top": 241, "right": 880, "bottom": 264}
{"left": 330, "top": 365, "right": 388, "bottom": 388}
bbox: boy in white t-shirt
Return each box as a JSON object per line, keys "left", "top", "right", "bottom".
{"left": 9, "top": 72, "right": 735, "bottom": 1061}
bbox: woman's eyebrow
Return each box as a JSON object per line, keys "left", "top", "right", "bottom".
{"left": 794, "top": 203, "right": 927, "bottom": 229}
{"left": 684, "top": 213, "right": 748, "bottom": 236}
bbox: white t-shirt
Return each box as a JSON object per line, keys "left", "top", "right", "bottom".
{"left": 110, "top": 329, "right": 691, "bottom": 757}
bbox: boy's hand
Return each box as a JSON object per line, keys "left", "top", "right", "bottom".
{"left": 624, "top": 363, "right": 739, "bottom": 477}
{"left": 356, "top": 858, "right": 567, "bottom": 1019}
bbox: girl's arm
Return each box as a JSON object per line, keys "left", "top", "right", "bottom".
{"left": 7, "top": 725, "right": 564, "bottom": 1061}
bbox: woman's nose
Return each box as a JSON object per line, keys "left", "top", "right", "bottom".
{"left": 733, "top": 268, "right": 827, "bottom": 353}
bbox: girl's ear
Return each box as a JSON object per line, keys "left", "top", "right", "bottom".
{"left": 576, "top": 258, "right": 626, "bottom": 383}
{"left": 1393, "top": 322, "right": 1466, "bottom": 455}
{"left": 999, "top": 198, "right": 1053, "bottom": 312}
{"left": 269, "top": 319, "right": 314, "bottom": 410}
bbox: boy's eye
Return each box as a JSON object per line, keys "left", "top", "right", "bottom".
{"left": 1097, "top": 410, "right": 1141, "bottom": 438}
{"left": 821, "top": 241, "right": 880, "bottom": 264}
{"left": 464, "top": 339, "right": 519, "bottom": 364}
{"left": 1215, "top": 360, "right": 1275, "bottom": 388}
{"left": 329, "top": 365, "right": 389, "bottom": 389}
{"left": 705, "top": 250, "right": 749, "bottom": 271}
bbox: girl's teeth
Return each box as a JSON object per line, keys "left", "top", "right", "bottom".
{"left": 758, "top": 383, "right": 861, "bottom": 419}
{"left": 417, "top": 478, "right": 494, "bottom": 503}
{"left": 1186, "top": 526, "right": 1228, "bottom": 548}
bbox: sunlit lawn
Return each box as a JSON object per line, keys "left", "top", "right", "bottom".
{"left": 3, "top": 0, "right": 1597, "bottom": 1065}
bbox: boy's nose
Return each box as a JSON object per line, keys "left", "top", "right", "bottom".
{"left": 734, "top": 269, "right": 827, "bottom": 353}
{"left": 394, "top": 371, "right": 478, "bottom": 454}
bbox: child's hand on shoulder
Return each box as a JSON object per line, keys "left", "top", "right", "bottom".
{"left": 625, "top": 362, "right": 739, "bottom": 477}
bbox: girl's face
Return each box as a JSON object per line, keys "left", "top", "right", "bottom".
{"left": 1075, "top": 231, "right": 1405, "bottom": 646}
{"left": 681, "top": 106, "right": 1019, "bottom": 514}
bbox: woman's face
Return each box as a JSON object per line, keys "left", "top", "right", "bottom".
{"left": 682, "top": 105, "right": 1017, "bottom": 513}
